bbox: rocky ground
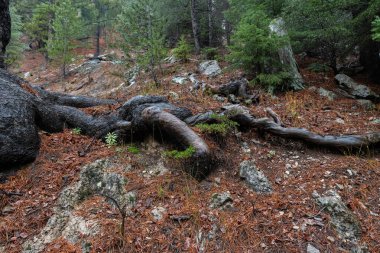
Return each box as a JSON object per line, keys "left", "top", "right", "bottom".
{"left": 0, "top": 47, "right": 379, "bottom": 253}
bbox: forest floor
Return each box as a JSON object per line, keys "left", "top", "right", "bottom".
{"left": 0, "top": 45, "right": 379, "bottom": 253}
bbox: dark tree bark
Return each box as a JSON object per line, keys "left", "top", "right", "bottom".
{"left": 0, "top": 0, "right": 11, "bottom": 68}
{"left": 190, "top": 0, "right": 201, "bottom": 54}
{"left": 1, "top": 70, "right": 379, "bottom": 177}
{"left": 207, "top": 0, "right": 213, "bottom": 47}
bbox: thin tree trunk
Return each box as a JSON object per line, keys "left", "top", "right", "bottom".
{"left": 0, "top": 0, "right": 11, "bottom": 69}
{"left": 208, "top": 0, "right": 213, "bottom": 47}
{"left": 190, "top": 0, "right": 201, "bottom": 54}
{"left": 94, "top": 22, "right": 101, "bottom": 58}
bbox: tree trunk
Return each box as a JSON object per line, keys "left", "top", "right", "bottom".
{"left": 207, "top": 0, "right": 213, "bottom": 47}
{"left": 94, "top": 22, "right": 101, "bottom": 58}
{"left": 0, "top": 0, "right": 11, "bottom": 69}
{"left": 190, "top": 0, "right": 201, "bottom": 54}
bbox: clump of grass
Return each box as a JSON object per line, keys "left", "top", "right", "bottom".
{"left": 196, "top": 114, "right": 239, "bottom": 136}
{"left": 164, "top": 146, "right": 196, "bottom": 159}
{"left": 307, "top": 63, "right": 330, "bottom": 73}
{"left": 127, "top": 145, "right": 140, "bottom": 154}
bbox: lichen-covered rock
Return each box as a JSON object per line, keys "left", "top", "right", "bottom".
{"left": 239, "top": 160, "right": 272, "bottom": 193}
{"left": 23, "top": 160, "right": 135, "bottom": 253}
{"left": 313, "top": 190, "right": 361, "bottom": 242}
{"left": 199, "top": 60, "right": 222, "bottom": 77}
{"left": 209, "top": 192, "right": 233, "bottom": 210}
{"left": 357, "top": 99, "right": 375, "bottom": 110}
{"left": 335, "top": 74, "right": 379, "bottom": 99}
{"left": 151, "top": 206, "right": 167, "bottom": 221}
{"left": 317, "top": 87, "right": 337, "bottom": 101}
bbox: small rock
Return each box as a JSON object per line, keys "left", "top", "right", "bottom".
{"left": 199, "top": 60, "right": 222, "bottom": 77}
{"left": 357, "top": 99, "right": 375, "bottom": 110}
{"left": 227, "top": 94, "right": 239, "bottom": 104}
{"left": 172, "top": 76, "right": 188, "bottom": 85}
{"left": 370, "top": 118, "right": 380, "bottom": 124}
{"left": 317, "top": 87, "right": 337, "bottom": 101}
{"left": 327, "top": 236, "right": 335, "bottom": 242}
{"left": 239, "top": 160, "right": 272, "bottom": 193}
{"left": 209, "top": 192, "right": 233, "bottom": 209}
{"left": 213, "top": 94, "right": 226, "bottom": 102}
{"left": 151, "top": 207, "right": 167, "bottom": 221}
{"left": 307, "top": 244, "right": 320, "bottom": 253}
{"left": 335, "top": 118, "right": 345, "bottom": 124}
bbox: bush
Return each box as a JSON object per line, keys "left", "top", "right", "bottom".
{"left": 372, "top": 16, "right": 380, "bottom": 41}
{"left": 227, "top": 7, "right": 288, "bottom": 92}
{"left": 202, "top": 47, "right": 218, "bottom": 60}
{"left": 254, "top": 72, "right": 292, "bottom": 94}
{"left": 172, "top": 35, "right": 192, "bottom": 62}
{"left": 307, "top": 63, "right": 331, "bottom": 73}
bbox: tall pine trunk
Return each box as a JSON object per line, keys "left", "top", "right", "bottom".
{"left": 208, "top": 0, "right": 213, "bottom": 47}
{"left": 190, "top": 0, "right": 201, "bottom": 54}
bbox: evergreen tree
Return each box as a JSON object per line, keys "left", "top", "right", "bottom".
{"left": 118, "top": 0, "right": 166, "bottom": 85}
{"left": 372, "top": 16, "right": 380, "bottom": 41}
{"left": 5, "top": 6, "right": 25, "bottom": 67}
{"left": 48, "top": 0, "right": 83, "bottom": 77}
{"left": 25, "top": 3, "right": 55, "bottom": 60}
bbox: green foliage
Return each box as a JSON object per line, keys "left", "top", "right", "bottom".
{"left": 201, "top": 47, "right": 218, "bottom": 60}
{"left": 117, "top": 0, "right": 166, "bottom": 84}
{"left": 127, "top": 145, "right": 140, "bottom": 154}
{"left": 72, "top": 128, "right": 82, "bottom": 135}
{"left": 196, "top": 114, "right": 239, "bottom": 136}
{"left": 48, "top": 0, "right": 84, "bottom": 76}
{"left": 372, "top": 16, "right": 380, "bottom": 41}
{"left": 172, "top": 35, "right": 192, "bottom": 62}
{"left": 254, "top": 72, "right": 292, "bottom": 93}
{"left": 164, "top": 146, "right": 196, "bottom": 159}
{"left": 5, "top": 7, "right": 25, "bottom": 66}
{"left": 307, "top": 63, "right": 331, "bottom": 73}
{"left": 227, "top": 7, "right": 289, "bottom": 91}
{"left": 25, "top": 3, "right": 55, "bottom": 56}
{"left": 105, "top": 132, "right": 118, "bottom": 147}
{"left": 283, "top": 0, "right": 353, "bottom": 71}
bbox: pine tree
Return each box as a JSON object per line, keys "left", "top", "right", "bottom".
{"left": 118, "top": 0, "right": 166, "bottom": 85}
{"left": 48, "top": 0, "right": 83, "bottom": 77}
{"left": 5, "top": 6, "right": 25, "bottom": 67}
{"left": 372, "top": 16, "right": 380, "bottom": 41}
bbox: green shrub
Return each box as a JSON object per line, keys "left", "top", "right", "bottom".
{"left": 254, "top": 71, "right": 292, "bottom": 94}
{"left": 71, "top": 127, "right": 82, "bottom": 135}
{"left": 202, "top": 47, "right": 218, "bottom": 60}
{"left": 127, "top": 145, "right": 140, "bottom": 154}
{"left": 105, "top": 132, "right": 118, "bottom": 147}
{"left": 372, "top": 16, "right": 380, "bottom": 41}
{"left": 164, "top": 146, "right": 196, "bottom": 159}
{"left": 172, "top": 35, "right": 192, "bottom": 62}
{"left": 307, "top": 63, "right": 330, "bottom": 73}
{"left": 196, "top": 114, "right": 239, "bottom": 136}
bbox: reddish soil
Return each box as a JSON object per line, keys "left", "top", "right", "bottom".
{"left": 0, "top": 48, "right": 379, "bottom": 253}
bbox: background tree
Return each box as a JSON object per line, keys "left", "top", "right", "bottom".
{"left": 283, "top": 0, "right": 353, "bottom": 73}
{"left": 48, "top": 0, "right": 83, "bottom": 77}
{"left": 4, "top": 6, "right": 25, "bottom": 67}
{"left": 0, "top": 0, "right": 11, "bottom": 69}
{"left": 118, "top": 0, "right": 166, "bottom": 85}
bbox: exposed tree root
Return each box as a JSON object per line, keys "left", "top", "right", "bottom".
{"left": 1, "top": 69, "right": 379, "bottom": 177}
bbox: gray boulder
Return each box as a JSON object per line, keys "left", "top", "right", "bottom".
{"left": 335, "top": 74, "right": 379, "bottom": 99}
{"left": 199, "top": 60, "right": 222, "bottom": 77}
{"left": 239, "top": 160, "right": 272, "bottom": 193}
{"left": 313, "top": 190, "right": 361, "bottom": 241}
{"left": 317, "top": 87, "right": 337, "bottom": 101}
{"left": 357, "top": 99, "right": 375, "bottom": 110}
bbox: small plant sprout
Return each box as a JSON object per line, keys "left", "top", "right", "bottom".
{"left": 267, "top": 150, "right": 276, "bottom": 159}
{"left": 72, "top": 127, "right": 82, "bottom": 135}
{"left": 105, "top": 132, "right": 118, "bottom": 147}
